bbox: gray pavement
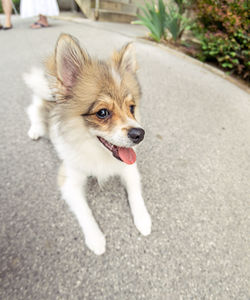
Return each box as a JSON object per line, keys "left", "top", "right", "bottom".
{"left": 0, "top": 16, "right": 250, "bottom": 300}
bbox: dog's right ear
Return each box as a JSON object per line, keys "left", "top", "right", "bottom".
{"left": 55, "top": 34, "right": 88, "bottom": 91}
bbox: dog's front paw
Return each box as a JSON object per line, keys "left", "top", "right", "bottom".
{"left": 134, "top": 210, "right": 152, "bottom": 236}
{"left": 28, "top": 125, "right": 45, "bottom": 140}
{"left": 85, "top": 231, "right": 106, "bottom": 255}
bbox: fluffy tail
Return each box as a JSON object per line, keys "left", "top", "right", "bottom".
{"left": 23, "top": 68, "right": 55, "bottom": 101}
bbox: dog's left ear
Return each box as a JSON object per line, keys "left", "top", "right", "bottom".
{"left": 55, "top": 33, "right": 88, "bottom": 90}
{"left": 112, "top": 43, "right": 137, "bottom": 73}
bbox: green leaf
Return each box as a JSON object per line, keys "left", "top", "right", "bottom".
{"left": 135, "top": 15, "right": 161, "bottom": 41}
{"left": 222, "top": 62, "right": 233, "bottom": 68}
{"left": 231, "top": 59, "right": 239, "bottom": 64}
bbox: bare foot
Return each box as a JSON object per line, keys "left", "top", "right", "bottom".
{"left": 4, "top": 20, "right": 12, "bottom": 28}
{"left": 31, "top": 15, "right": 49, "bottom": 29}
{"left": 31, "top": 22, "right": 49, "bottom": 29}
{"left": 3, "top": 19, "right": 12, "bottom": 30}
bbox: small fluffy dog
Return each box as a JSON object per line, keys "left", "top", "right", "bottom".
{"left": 24, "top": 34, "right": 151, "bottom": 255}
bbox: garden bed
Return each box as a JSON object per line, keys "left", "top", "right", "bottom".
{"left": 135, "top": 0, "right": 249, "bottom": 86}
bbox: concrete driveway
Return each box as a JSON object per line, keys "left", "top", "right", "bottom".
{"left": 0, "top": 16, "right": 249, "bottom": 299}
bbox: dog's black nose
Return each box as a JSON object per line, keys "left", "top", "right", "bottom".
{"left": 128, "top": 128, "right": 145, "bottom": 144}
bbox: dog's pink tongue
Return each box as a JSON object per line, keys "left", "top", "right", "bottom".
{"left": 118, "top": 147, "right": 136, "bottom": 165}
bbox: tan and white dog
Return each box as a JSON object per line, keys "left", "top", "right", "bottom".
{"left": 24, "top": 34, "right": 151, "bottom": 255}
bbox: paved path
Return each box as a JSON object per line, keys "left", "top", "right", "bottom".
{"left": 0, "top": 16, "right": 249, "bottom": 300}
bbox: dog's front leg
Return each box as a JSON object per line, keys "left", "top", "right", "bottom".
{"left": 120, "top": 164, "right": 151, "bottom": 236}
{"left": 59, "top": 164, "right": 106, "bottom": 255}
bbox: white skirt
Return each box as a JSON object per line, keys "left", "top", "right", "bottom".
{"left": 20, "top": 0, "right": 59, "bottom": 18}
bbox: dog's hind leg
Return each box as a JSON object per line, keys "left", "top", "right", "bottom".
{"left": 120, "top": 164, "right": 151, "bottom": 236}
{"left": 59, "top": 164, "right": 106, "bottom": 255}
{"left": 26, "top": 95, "right": 48, "bottom": 140}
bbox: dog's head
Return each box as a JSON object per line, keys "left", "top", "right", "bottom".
{"left": 48, "top": 34, "right": 144, "bottom": 165}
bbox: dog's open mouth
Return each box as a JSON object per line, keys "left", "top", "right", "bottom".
{"left": 98, "top": 137, "right": 136, "bottom": 165}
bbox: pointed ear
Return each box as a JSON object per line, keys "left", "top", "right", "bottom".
{"left": 55, "top": 34, "right": 88, "bottom": 89}
{"left": 112, "top": 43, "right": 137, "bottom": 73}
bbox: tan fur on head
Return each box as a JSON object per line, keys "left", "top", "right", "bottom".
{"left": 111, "top": 43, "right": 138, "bottom": 73}
{"left": 45, "top": 34, "right": 142, "bottom": 146}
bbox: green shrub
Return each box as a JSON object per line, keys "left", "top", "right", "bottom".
{"left": 193, "top": 0, "right": 250, "bottom": 80}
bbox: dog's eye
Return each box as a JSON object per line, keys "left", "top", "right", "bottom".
{"left": 130, "top": 105, "right": 135, "bottom": 115}
{"left": 96, "top": 109, "right": 110, "bottom": 119}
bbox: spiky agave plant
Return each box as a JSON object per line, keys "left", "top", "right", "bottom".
{"left": 164, "top": 3, "right": 191, "bottom": 41}
{"left": 134, "top": 0, "right": 192, "bottom": 43}
{"left": 133, "top": 0, "right": 167, "bottom": 42}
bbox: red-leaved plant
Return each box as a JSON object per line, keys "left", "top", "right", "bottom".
{"left": 193, "top": 0, "right": 249, "bottom": 81}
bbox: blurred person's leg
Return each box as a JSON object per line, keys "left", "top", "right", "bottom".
{"left": 2, "top": 0, "right": 12, "bottom": 28}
